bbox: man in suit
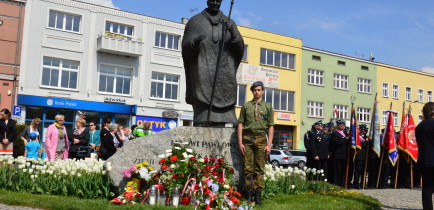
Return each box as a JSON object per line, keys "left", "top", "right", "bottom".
{"left": 353, "top": 124, "right": 369, "bottom": 189}
{"left": 307, "top": 120, "right": 329, "bottom": 178}
{"left": 330, "top": 120, "right": 349, "bottom": 187}
{"left": 415, "top": 102, "right": 434, "bottom": 210}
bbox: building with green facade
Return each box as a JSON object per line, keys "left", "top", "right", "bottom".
{"left": 300, "top": 47, "right": 377, "bottom": 149}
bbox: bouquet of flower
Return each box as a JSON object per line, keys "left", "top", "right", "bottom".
{"left": 149, "top": 141, "right": 241, "bottom": 209}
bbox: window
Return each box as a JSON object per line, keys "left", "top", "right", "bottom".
{"left": 393, "top": 112, "right": 398, "bottom": 126}
{"left": 242, "top": 45, "right": 248, "bottom": 62}
{"left": 260, "top": 48, "right": 295, "bottom": 69}
{"left": 382, "top": 111, "right": 398, "bottom": 126}
{"left": 358, "top": 107, "right": 371, "bottom": 123}
{"left": 382, "top": 111, "right": 387, "bottom": 126}
{"left": 307, "top": 101, "right": 323, "bottom": 118}
{"left": 155, "top": 32, "right": 180, "bottom": 50}
{"left": 307, "top": 69, "right": 324, "bottom": 86}
{"left": 41, "top": 57, "right": 79, "bottom": 89}
{"left": 392, "top": 85, "right": 399, "bottom": 99}
{"left": 427, "top": 91, "right": 432, "bottom": 102}
{"left": 406, "top": 87, "right": 412, "bottom": 101}
{"left": 263, "top": 88, "right": 295, "bottom": 112}
{"left": 48, "top": 10, "right": 81, "bottom": 32}
{"left": 358, "top": 78, "right": 371, "bottom": 93}
{"left": 105, "top": 22, "right": 133, "bottom": 36}
{"left": 333, "top": 104, "right": 348, "bottom": 119}
{"left": 419, "top": 115, "right": 423, "bottom": 123}
{"left": 361, "top": 65, "right": 369, "bottom": 71}
{"left": 98, "top": 64, "right": 132, "bottom": 95}
{"left": 418, "top": 89, "right": 424, "bottom": 103}
{"left": 382, "top": 83, "right": 389, "bottom": 97}
{"left": 334, "top": 74, "right": 349, "bottom": 90}
{"left": 236, "top": 84, "right": 246, "bottom": 106}
{"left": 337, "top": 61, "right": 346, "bottom": 66}
{"left": 150, "top": 72, "right": 179, "bottom": 100}
{"left": 312, "top": 55, "right": 321, "bottom": 61}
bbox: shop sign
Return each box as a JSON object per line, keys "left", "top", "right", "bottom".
{"left": 135, "top": 116, "right": 178, "bottom": 132}
{"left": 18, "top": 95, "right": 133, "bottom": 114}
{"left": 180, "top": 113, "right": 194, "bottom": 120}
{"left": 277, "top": 112, "right": 291, "bottom": 120}
{"left": 236, "top": 63, "right": 279, "bottom": 88}
{"left": 104, "top": 97, "right": 126, "bottom": 104}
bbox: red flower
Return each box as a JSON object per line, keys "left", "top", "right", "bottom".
{"left": 159, "top": 158, "right": 167, "bottom": 164}
{"left": 229, "top": 168, "right": 234, "bottom": 173}
{"left": 210, "top": 157, "right": 215, "bottom": 162}
{"left": 162, "top": 164, "right": 169, "bottom": 170}
{"left": 215, "top": 163, "right": 221, "bottom": 168}
{"left": 230, "top": 197, "right": 241, "bottom": 204}
{"left": 234, "top": 191, "right": 242, "bottom": 197}
{"left": 212, "top": 172, "right": 218, "bottom": 176}
{"left": 205, "top": 165, "right": 212, "bottom": 170}
{"left": 204, "top": 158, "right": 208, "bottom": 162}
{"left": 190, "top": 157, "right": 196, "bottom": 161}
{"left": 170, "top": 156, "right": 178, "bottom": 162}
{"left": 218, "top": 158, "right": 224, "bottom": 163}
{"left": 154, "top": 178, "right": 159, "bottom": 181}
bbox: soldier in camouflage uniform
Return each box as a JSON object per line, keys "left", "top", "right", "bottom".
{"left": 238, "top": 81, "right": 274, "bottom": 206}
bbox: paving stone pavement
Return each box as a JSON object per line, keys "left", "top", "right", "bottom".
{"left": 357, "top": 188, "right": 428, "bottom": 210}
{"left": 0, "top": 204, "right": 41, "bottom": 210}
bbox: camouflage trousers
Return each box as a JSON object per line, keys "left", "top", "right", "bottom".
{"left": 243, "top": 134, "right": 267, "bottom": 191}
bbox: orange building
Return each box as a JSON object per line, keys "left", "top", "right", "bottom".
{"left": 0, "top": 0, "right": 25, "bottom": 110}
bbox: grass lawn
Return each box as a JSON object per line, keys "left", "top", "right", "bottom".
{"left": 0, "top": 190, "right": 381, "bottom": 210}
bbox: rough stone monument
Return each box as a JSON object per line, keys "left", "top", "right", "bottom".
{"left": 107, "top": 127, "right": 243, "bottom": 194}
{"left": 182, "top": 0, "right": 244, "bottom": 126}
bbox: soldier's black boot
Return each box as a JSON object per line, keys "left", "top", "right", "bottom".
{"left": 255, "top": 190, "right": 262, "bottom": 206}
{"left": 247, "top": 191, "right": 254, "bottom": 202}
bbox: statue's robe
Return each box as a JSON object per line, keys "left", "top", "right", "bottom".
{"left": 182, "top": 9, "right": 244, "bottom": 126}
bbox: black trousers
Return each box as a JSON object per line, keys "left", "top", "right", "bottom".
{"left": 367, "top": 156, "right": 380, "bottom": 188}
{"left": 333, "top": 159, "right": 346, "bottom": 187}
{"left": 421, "top": 168, "right": 434, "bottom": 210}
{"left": 313, "top": 159, "right": 328, "bottom": 179}
{"left": 353, "top": 159, "right": 365, "bottom": 187}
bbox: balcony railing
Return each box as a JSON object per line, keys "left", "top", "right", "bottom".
{"left": 96, "top": 32, "right": 143, "bottom": 57}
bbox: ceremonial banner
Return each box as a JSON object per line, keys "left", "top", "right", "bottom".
{"left": 350, "top": 105, "right": 361, "bottom": 150}
{"left": 382, "top": 110, "right": 399, "bottom": 166}
{"left": 398, "top": 114, "right": 418, "bottom": 162}
{"left": 370, "top": 101, "right": 381, "bottom": 157}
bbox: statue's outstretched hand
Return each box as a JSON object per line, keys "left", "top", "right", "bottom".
{"left": 193, "top": 35, "right": 206, "bottom": 48}
{"left": 226, "top": 22, "right": 234, "bottom": 35}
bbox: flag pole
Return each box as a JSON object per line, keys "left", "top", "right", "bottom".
{"left": 376, "top": 148, "right": 384, "bottom": 188}
{"left": 345, "top": 98, "right": 355, "bottom": 189}
{"left": 394, "top": 152, "right": 400, "bottom": 189}
{"left": 362, "top": 93, "right": 377, "bottom": 189}
{"left": 408, "top": 103, "right": 414, "bottom": 189}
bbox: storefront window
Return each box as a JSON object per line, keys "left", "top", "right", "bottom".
{"left": 115, "top": 114, "right": 130, "bottom": 127}
{"left": 46, "top": 108, "right": 57, "bottom": 120}
{"left": 272, "top": 125, "right": 294, "bottom": 149}
{"left": 83, "top": 111, "right": 101, "bottom": 127}
{"left": 59, "top": 109, "right": 75, "bottom": 122}
{"left": 26, "top": 106, "right": 43, "bottom": 120}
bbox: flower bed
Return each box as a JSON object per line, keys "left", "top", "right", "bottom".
{"left": 112, "top": 141, "right": 253, "bottom": 209}
{"left": 0, "top": 156, "right": 112, "bottom": 198}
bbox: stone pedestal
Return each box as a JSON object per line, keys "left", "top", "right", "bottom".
{"left": 107, "top": 127, "right": 244, "bottom": 194}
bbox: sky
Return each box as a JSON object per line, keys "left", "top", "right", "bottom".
{"left": 80, "top": 0, "right": 434, "bottom": 73}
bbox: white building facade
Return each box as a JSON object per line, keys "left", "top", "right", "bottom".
{"left": 18, "top": 0, "right": 193, "bottom": 136}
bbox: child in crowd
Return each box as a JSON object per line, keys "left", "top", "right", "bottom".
{"left": 24, "top": 132, "right": 42, "bottom": 160}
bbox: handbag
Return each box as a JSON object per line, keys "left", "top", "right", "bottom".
{"left": 76, "top": 146, "right": 91, "bottom": 158}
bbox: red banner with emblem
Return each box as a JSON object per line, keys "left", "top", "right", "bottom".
{"left": 398, "top": 114, "right": 418, "bottom": 162}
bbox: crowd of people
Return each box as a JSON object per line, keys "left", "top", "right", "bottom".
{"left": 304, "top": 119, "right": 421, "bottom": 189}
{"left": 0, "top": 108, "right": 154, "bottom": 161}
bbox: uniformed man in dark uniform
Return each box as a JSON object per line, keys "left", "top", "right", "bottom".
{"left": 330, "top": 120, "right": 349, "bottom": 187}
{"left": 304, "top": 124, "right": 315, "bottom": 168}
{"left": 307, "top": 120, "right": 329, "bottom": 178}
{"left": 238, "top": 81, "right": 274, "bottom": 206}
{"left": 353, "top": 124, "right": 369, "bottom": 189}
{"left": 326, "top": 122, "right": 334, "bottom": 183}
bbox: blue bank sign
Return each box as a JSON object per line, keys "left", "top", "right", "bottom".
{"left": 135, "top": 116, "right": 177, "bottom": 132}
{"left": 18, "top": 95, "right": 135, "bottom": 114}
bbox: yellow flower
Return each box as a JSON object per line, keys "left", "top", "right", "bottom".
{"left": 149, "top": 167, "right": 153, "bottom": 171}
{"left": 143, "top": 162, "right": 148, "bottom": 165}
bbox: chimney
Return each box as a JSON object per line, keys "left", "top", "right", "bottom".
{"left": 181, "top": 18, "right": 189, "bottom": 24}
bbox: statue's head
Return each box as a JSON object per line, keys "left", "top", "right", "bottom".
{"left": 207, "top": 0, "right": 222, "bottom": 13}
